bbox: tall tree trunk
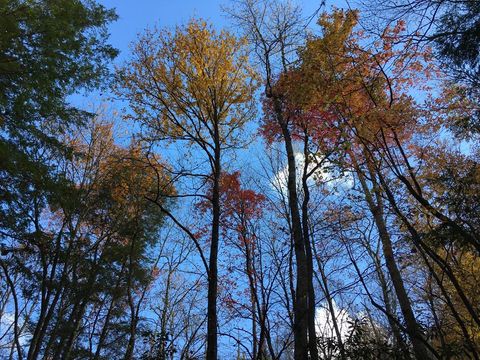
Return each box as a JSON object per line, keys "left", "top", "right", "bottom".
{"left": 275, "top": 104, "right": 309, "bottom": 360}
{"left": 124, "top": 232, "right": 145, "bottom": 360}
{"left": 372, "top": 249, "right": 409, "bottom": 355}
{"left": 0, "top": 261, "right": 22, "bottom": 360}
{"left": 27, "top": 224, "right": 71, "bottom": 360}
{"left": 244, "top": 238, "right": 258, "bottom": 359}
{"left": 361, "top": 226, "right": 409, "bottom": 355}
{"left": 313, "top": 254, "right": 347, "bottom": 360}
{"left": 93, "top": 296, "right": 116, "bottom": 360}
{"left": 353, "top": 152, "right": 433, "bottom": 359}
{"left": 61, "top": 298, "right": 89, "bottom": 359}
{"left": 301, "top": 134, "right": 319, "bottom": 360}
{"left": 124, "top": 316, "right": 138, "bottom": 360}
{"left": 93, "top": 261, "right": 128, "bottom": 360}
{"left": 206, "top": 129, "right": 221, "bottom": 360}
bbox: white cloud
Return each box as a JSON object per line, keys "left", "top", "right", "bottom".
{"left": 315, "top": 300, "right": 352, "bottom": 342}
{"left": 0, "top": 312, "right": 31, "bottom": 349}
{"left": 271, "top": 152, "right": 353, "bottom": 198}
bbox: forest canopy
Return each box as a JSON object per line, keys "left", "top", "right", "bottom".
{"left": 0, "top": 0, "right": 479, "bottom": 359}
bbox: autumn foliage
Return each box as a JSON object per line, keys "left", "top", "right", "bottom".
{"left": 1, "top": 2, "right": 480, "bottom": 359}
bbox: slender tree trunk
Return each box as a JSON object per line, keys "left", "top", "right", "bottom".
{"left": 373, "top": 251, "right": 409, "bottom": 355}
{"left": 60, "top": 298, "right": 89, "bottom": 359}
{"left": 370, "top": 193, "right": 430, "bottom": 359}
{"left": 0, "top": 261, "right": 22, "bottom": 360}
{"left": 29, "top": 222, "right": 78, "bottom": 360}
{"left": 93, "top": 262, "right": 128, "bottom": 360}
{"left": 275, "top": 105, "right": 309, "bottom": 360}
{"left": 93, "top": 296, "right": 116, "bottom": 360}
{"left": 361, "top": 229, "right": 409, "bottom": 355}
{"left": 124, "top": 316, "right": 138, "bottom": 360}
{"left": 206, "top": 129, "right": 221, "bottom": 360}
{"left": 124, "top": 230, "right": 147, "bottom": 360}
{"left": 314, "top": 258, "right": 347, "bottom": 360}
{"left": 353, "top": 152, "right": 433, "bottom": 360}
{"left": 244, "top": 240, "right": 258, "bottom": 359}
{"left": 377, "top": 166, "right": 480, "bottom": 329}
{"left": 58, "top": 247, "right": 104, "bottom": 360}
{"left": 301, "top": 135, "right": 319, "bottom": 360}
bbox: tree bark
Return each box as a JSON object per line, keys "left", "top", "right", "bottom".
{"left": 353, "top": 152, "right": 433, "bottom": 360}
{"left": 206, "top": 127, "right": 221, "bottom": 360}
{"left": 301, "top": 135, "right": 319, "bottom": 360}
{"left": 275, "top": 104, "right": 309, "bottom": 360}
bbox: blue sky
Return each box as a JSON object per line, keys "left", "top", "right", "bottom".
{"left": 98, "top": 0, "right": 346, "bottom": 61}
{"left": 99, "top": 0, "right": 227, "bottom": 61}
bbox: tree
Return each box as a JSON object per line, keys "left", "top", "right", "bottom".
{"left": 0, "top": 0, "right": 118, "bottom": 249}
{"left": 115, "top": 19, "right": 258, "bottom": 359}
{"left": 365, "top": 0, "right": 480, "bottom": 135}
{"left": 434, "top": 1, "right": 480, "bottom": 92}
{"left": 212, "top": 172, "right": 270, "bottom": 359}
{"left": 226, "top": 1, "right": 325, "bottom": 357}
{"left": 3, "top": 2, "right": 480, "bottom": 358}
{"left": 30, "top": 120, "right": 173, "bottom": 360}
{"left": 271, "top": 9, "right": 441, "bottom": 359}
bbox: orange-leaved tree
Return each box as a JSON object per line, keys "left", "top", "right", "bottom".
{"left": 272, "top": 9, "right": 439, "bottom": 359}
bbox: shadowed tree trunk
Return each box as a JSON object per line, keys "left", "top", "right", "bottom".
{"left": 301, "top": 133, "right": 320, "bottom": 360}
{"left": 275, "top": 106, "right": 309, "bottom": 360}
{"left": 352, "top": 151, "right": 433, "bottom": 360}
{"left": 206, "top": 131, "right": 221, "bottom": 360}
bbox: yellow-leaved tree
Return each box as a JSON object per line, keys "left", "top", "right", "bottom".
{"left": 114, "top": 18, "right": 258, "bottom": 360}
